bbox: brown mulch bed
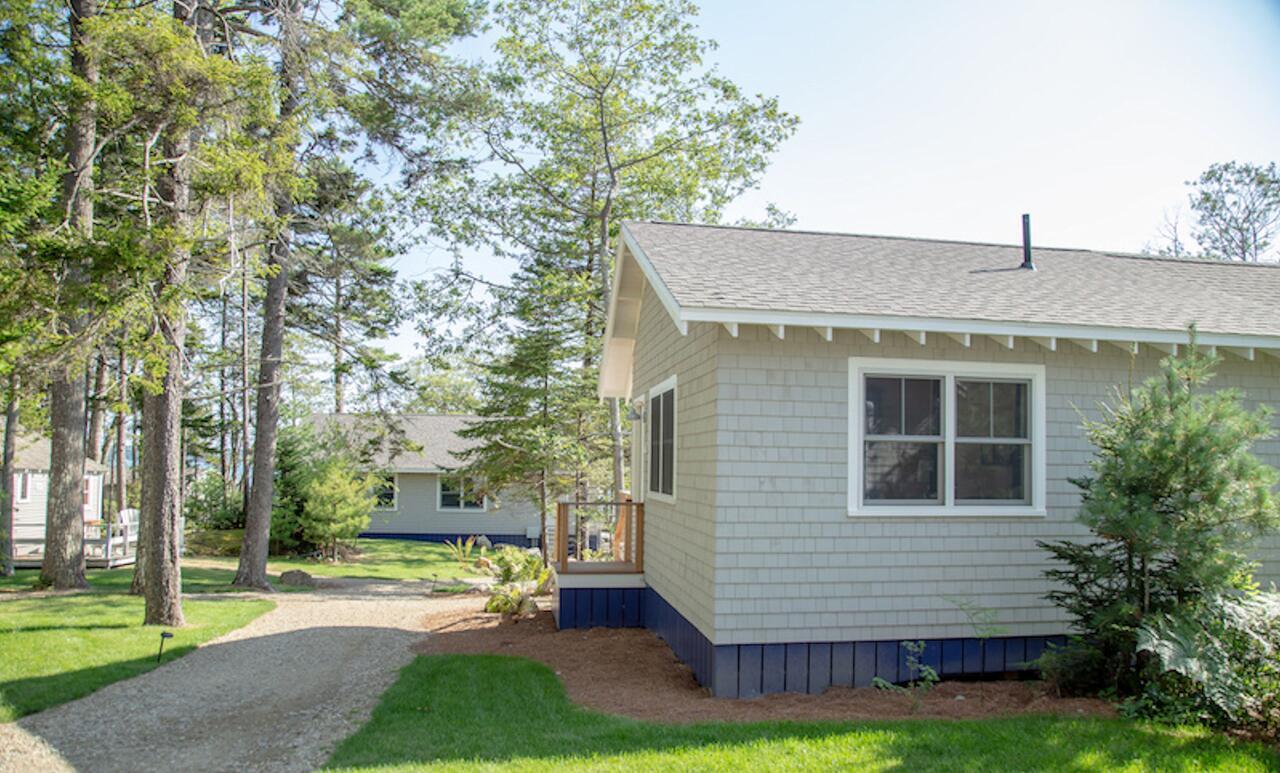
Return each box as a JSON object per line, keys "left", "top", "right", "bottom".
{"left": 415, "top": 597, "right": 1113, "bottom": 723}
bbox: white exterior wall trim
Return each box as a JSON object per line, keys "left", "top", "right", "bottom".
{"left": 848, "top": 356, "right": 1048, "bottom": 518}
{"left": 680, "top": 307, "right": 1280, "bottom": 351}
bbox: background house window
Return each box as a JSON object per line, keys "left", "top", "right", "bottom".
{"left": 440, "top": 477, "right": 485, "bottom": 510}
{"left": 648, "top": 381, "right": 675, "bottom": 498}
{"left": 15, "top": 472, "right": 30, "bottom": 503}
{"left": 372, "top": 474, "right": 397, "bottom": 510}
{"left": 82, "top": 477, "right": 90, "bottom": 507}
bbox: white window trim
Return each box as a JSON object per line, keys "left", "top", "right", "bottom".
{"left": 15, "top": 471, "right": 31, "bottom": 503}
{"left": 437, "top": 475, "right": 487, "bottom": 512}
{"left": 373, "top": 473, "right": 399, "bottom": 511}
{"left": 646, "top": 374, "right": 677, "bottom": 504}
{"left": 848, "top": 357, "right": 1047, "bottom": 518}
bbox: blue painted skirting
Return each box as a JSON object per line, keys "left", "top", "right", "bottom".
{"left": 557, "top": 587, "right": 646, "bottom": 629}
{"left": 644, "top": 587, "right": 715, "bottom": 688}
{"left": 359, "top": 531, "right": 536, "bottom": 548}
{"left": 712, "top": 634, "right": 1067, "bottom": 698}
{"left": 554, "top": 584, "right": 1065, "bottom": 698}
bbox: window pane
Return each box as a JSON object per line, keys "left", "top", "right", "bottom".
{"left": 441, "top": 478, "right": 462, "bottom": 509}
{"left": 956, "top": 380, "right": 991, "bottom": 437}
{"left": 463, "top": 484, "right": 484, "bottom": 510}
{"left": 992, "top": 382, "right": 1028, "bottom": 438}
{"left": 374, "top": 476, "right": 396, "bottom": 508}
{"left": 649, "top": 393, "right": 662, "bottom": 493}
{"left": 865, "top": 377, "right": 901, "bottom": 435}
{"left": 864, "top": 441, "right": 940, "bottom": 501}
{"left": 660, "top": 390, "right": 675, "bottom": 495}
{"left": 903, "top": 378, "right": 941, "bottom": 435}
{"left": 956, "top": 444, "right": 1027, "bottom": 501}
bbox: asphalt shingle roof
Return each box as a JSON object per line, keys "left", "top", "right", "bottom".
{"left": 311, "top": 414, "right": 478, "bottom": 471}
{"left": 624, "top": 221, "right": 1280, "bottom": 337}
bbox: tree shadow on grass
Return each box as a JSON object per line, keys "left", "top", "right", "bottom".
{"left": 1, "top": 647, "right": 198, "bottom": 721}
{"left": 324, "top": 655, "right": 1279, "bottom": 772}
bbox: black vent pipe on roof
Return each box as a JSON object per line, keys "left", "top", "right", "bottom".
{"left": 1021, "top": 213, "right": 1036, "bottom": 270}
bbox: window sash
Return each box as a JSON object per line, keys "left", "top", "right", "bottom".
{"left": 647, "top": 381, "right": 675, "bottom": 499}
{"left": 373, "top": 475, "right": 397, "bottom": 510}
{"left": 440, "top": 477, "right": 484, "bottom": 511}
{"left": 850, "top": 359, "right": 1044, "bottom": 515}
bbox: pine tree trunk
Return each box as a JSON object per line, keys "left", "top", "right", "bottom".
{"left": 240, "top": 241, "right": 250, "bottom": 512}
{"left": 235, "top": 0, "right": 301, "bottom": 589}
{"left": 333, "top": 274, "right": 344, "bottom": 413}
{"left": 115, "top": 347, "right": 127, "bottom": 516}
{"left": 2, "top": 378, "right": 18, "bottom": 576}
{"left": 87, "top": 352, "right": 107, "bottom": 461}
{"left": 42, "top": 0, "right": 98, "bottom": 591}
{"left": 139, "top": 0, "right": 206, "bottom": 624}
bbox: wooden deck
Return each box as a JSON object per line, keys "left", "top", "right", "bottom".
{"left": 10, "top": 518, "right": 139, "bottom": 569}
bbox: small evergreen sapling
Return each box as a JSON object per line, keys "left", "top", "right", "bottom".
{"left": 1038, "top": 333, "right": 1280, "bottom": 695}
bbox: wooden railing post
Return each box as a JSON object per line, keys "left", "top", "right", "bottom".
{"left": 634, "top": 503, "right": 644, "bottom": 573}
{"left": 555, "top": 501, "right": 569, "bottom": 572}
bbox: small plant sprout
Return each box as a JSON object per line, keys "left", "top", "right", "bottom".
{"left": 872, "top": 640, "right": 939, "bottom": 714}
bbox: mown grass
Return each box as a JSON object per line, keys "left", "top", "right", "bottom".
{"left": 326, "top": 655, "right": 1279, "bottom": 772}
{"left": 0, "top": 593, "right": 272, "bottom": 721}
{"left": 196, "top": 535, "right": 483, "bottom": 582}
{"left": 0, "top": 564, "right": 310, "bottom": 594}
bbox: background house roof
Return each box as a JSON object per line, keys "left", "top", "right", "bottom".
{"left": 311, "top": 414, "right": 480, "bottom": 472}
{"left": 623, "top": 221, "right": 1280, "bottom": 337}
{"left": 1, "top": 429, "right": 108, "bottom": 473}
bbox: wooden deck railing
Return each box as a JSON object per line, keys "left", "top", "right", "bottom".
{"left": 552, "top": 498, "right": 644, "bottom": 574}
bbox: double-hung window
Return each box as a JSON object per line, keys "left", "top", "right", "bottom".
{"left": 647, "top": 376, "right": 676, "bottom": 500}
{"left": 439, "top": 476, "right": 485, "bottom": 511}
{"left": 372, "top": 474, "right": 397, "bottom": 511}
{"left": 14, "top": 472, "right": 30, "bottom": 503}
{"left": 850, "top": 357, "right": 1045, "bottom": 516}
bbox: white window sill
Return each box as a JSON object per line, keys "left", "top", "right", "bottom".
{"left": 646, "top": 491, "right": 676, "bottom": 505}
{"left": 848, "top": 505, "right": 1047, "bottom": 518}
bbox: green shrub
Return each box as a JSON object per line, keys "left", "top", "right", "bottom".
{"left": 445, "top": 535, "right": 479, "bottom": 564}
{"left": 270, "top": 424, "right": 319, "bottom": 553}
{"left": 491, "top": 545, "right": 542, "bottom": 584}
{"left": 301, "top": 458, "right": 376, "bottom": 560}
{"left": 485, "top": 583, "right": 538, "bottom": 618}
{"left": 184, "top": 472, "right": 244, "bottom": 530}
{"left": 1135, "top": 591, "right": 1280, "bottom": 737}
{"left": 1038, "top": 335, "right": 1280, "bottom": 697}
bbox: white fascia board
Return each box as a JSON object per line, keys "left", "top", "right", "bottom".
{"left": 621, "top": 225, "right": 687, "bottom": 336}
{"left": 677, "top": 306, "right": 1280, "bottom": 351}
{"left": 382, "top": 466, "right": 446, "bottom": 474}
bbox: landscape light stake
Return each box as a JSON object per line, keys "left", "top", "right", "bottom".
{"left": 156, "top": 631, "right": 174, "bottom": 663}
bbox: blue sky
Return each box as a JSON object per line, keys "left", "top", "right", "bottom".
{"left": 387, "top": 0, "right": 1280, "bottom": 357}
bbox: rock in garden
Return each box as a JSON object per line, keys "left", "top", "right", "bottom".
{"left": 279, "top": 569, "right": 316, "bottom": 587}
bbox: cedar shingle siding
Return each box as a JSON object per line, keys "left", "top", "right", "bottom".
{"left": 633, "top": 292, "right": 1280, "bottom": 647}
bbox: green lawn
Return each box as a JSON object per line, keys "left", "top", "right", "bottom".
{"left": 0, "top": 593, "right": 272, "bottom": 721}
{"left": 0, "top": 564, "right": 311, "bottom": 594}
{"left": 196, "top": 536, "right": 482, "bottom": 582}
{"left": 326, "top": 655, "right": 1279, "bottom": 772}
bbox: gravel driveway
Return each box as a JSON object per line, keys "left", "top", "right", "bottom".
{"left": 0, "top": 579, "right": 447, "bottom": 773}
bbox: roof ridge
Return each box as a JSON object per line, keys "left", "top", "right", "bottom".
{"left": 624, "top": 220, "right": 1280, "bottom": 269}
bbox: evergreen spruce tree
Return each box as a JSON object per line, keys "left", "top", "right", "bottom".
{"left": 1040, "top": 330, "right": 1280, "bottom": 694}
{"left": 456, "top": 264, "right": 596, "bottom": 563}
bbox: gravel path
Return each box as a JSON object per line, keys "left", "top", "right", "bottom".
{"left": 0, "top": 579, "right": 449, "bottom": 773}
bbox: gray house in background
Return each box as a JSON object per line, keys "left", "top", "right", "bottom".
{"left": 554, "top": 219, "right": 1280, "bottom": 698}
{"left": 3, "top": 431, "right": 126, "bottom": 567}
{"left": 317, "top": 414, "right": 541, "bottom": 546}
